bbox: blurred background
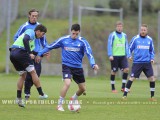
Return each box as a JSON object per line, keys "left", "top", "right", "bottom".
{"left": 0, "top": 0, "right": 160, "bottom": 79}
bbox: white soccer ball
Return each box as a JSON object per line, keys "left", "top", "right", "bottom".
{"left": 68, "top": 100, "right": 81, "bottom": 112}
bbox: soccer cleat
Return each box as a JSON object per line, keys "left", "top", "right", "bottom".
{"left": 149, "top": 97, "right": 157, "bottom": 102}
{"left": 39, "top": 94, "right": 48, "bottom": 99}
{"left": 122, "top": 96, "right": 127, "bottom": 101}
{"left": 16, "top": 98, "right": 25, "bottom": 107}
{"left": 112, "top": 90, "right": 118, "bottom": 93}
{"left": 121, "top": 88, "right": 125, "bottom": 92}
{"left": 57, "top": 105, "right": 65, "bottom": 111}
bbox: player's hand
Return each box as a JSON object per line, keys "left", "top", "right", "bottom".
{"left": 93, "top": 64, "right": 99, "bottom": 71}
{"left": 35, "top": 56, "right": 42, "bottom": 63}
{"left": 30, "top": 54, "right": 35, "bottom": 59}
{"left": 93, "top": 64, "right": 99, "bottom": 75}
{"left": 151, "top": 60, "right": 154, "bottom": 64}
{"left": 128, "top": 57, "right": 133, "bottom": 62}
{"left": 43, "top": 52, "right": 51, "bottom": 61}
{"left": 43, "top": 52, "right": 50, "bottom": 57}
{"left": 109, "top": 56, "right": 114, "bottom": 61}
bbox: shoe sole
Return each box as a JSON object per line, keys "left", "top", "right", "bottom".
{"left": 18, "top": 104, "right": 25, "bottom": 108}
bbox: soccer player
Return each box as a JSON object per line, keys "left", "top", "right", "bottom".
{"left": 14, "top": 9, "right": 49, "bottom": 100}
{"left": 10, "top": 24, "right": 48, "bottom": 107}
{"left": 36, "top": 23, "right": 99, "bottom": 111}
{"left": 107, "top": 21, "right": 129, "bottom": 93}
{"left": 122, "top": 24, "right": 156, "bottom": 101}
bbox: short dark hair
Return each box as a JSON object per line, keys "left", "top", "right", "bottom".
{"left": 34, "top": 24, "right": 47, "bottom": 33}
{"left": 71, "top": 23, "right": 80, "bottom": 31}
{"left": 28, "top": 8, "right": 39, "bottom": 15}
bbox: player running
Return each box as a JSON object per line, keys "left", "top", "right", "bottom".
{"left": 36, "top": 23, "right": 99, "bottom": 111}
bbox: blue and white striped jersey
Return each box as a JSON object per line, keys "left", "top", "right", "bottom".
{"left": 129, "top": 35, "right": 155, "bottom": 63}
{"left": 38, "top": 35, "right": 96, "bottom": 68}
{"left": 14, "top": 21, "right": 48, "bottom": 52}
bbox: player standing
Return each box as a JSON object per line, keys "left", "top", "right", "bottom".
{"left": 122, "top": 24, "right": 156, "bottom": 101}
{"left": 107, "top": 21, "right": 129, "bottom": 93}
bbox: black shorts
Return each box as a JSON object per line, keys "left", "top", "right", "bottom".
{"left": 10, "top": 48, "right": 34, "bottom": 71}
{"left": 110, "top": 56, "right": 128, "bottom": 72}
{"left": 130, "top": 63, "right": 154, "bottom": 78}
{"left": 62, "top": 64, "right": 85, "bottom": 84}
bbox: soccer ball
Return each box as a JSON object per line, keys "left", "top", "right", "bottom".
{"left": 68, "top": 100, "right": 81, "bottom": 112}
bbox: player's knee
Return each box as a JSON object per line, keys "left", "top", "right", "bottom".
{"left": 149, "top": 76, "right": 155, "bottom": 82}
{"left": 111, "top": 71, "right": 116, "bottom": 75}
{"left": 29, "top": 69, "right": 37, "bottom": 75}
{"left": 123, "top": 68, "right": 129, "bottom": 73}
{"left": 129, "top": 77, "right": 135, "bottom": 81}
{"left": 64, "top": 79, "right": 71, "bottom": 87}
{"left": 19, "top": 71, "right": 27, "bottom": 76}
{"left": 80, "top": 86, "right": 86, "bottom": 93}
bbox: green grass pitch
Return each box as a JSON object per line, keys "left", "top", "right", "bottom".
{"left": 0, "top": 74, "right": 160, "bottom": 120}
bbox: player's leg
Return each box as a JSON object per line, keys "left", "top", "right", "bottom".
{"left": 71, "top": 68, "right": 86, "bottom": 100}
{"left": 120, "top": 56, "right": 129, "bottom": 92}
{"left": 16, "top": 71, "right": 27, "bottom": 107}
{"left": 59, "top": 79, "right": 71, "bottom": 100}
{"left": 57, "top": 79, "right": 71, "bottom": 111}
{"left": 24, "top": 73, "right": 32, "bottom": 99}
{"left": 68, "top": 68, "right": 85, "bottom": 112}
{"left": 123, "top": 63, "right": 142, "bottom": 99}
{"left": 17, "top": 72, "right": 27, "bottom": 98}
{"left": 110, "top": 71, "right": 117, "bottom": 93}
{"left": 24, "top": 60, "right": 41, "bottom": 99}
{"left": 61, "top": 78, "right": 72, "bottom": 98}
{"left": 10, "top": 48, "right": 28, "bottom": 107}
{"left": 143, "top": 63, "right": 156, "bottom": 101}
{"left": 110, "top": 56, "right": 118, "bottom": 93}
{"left": 123, "top": 77, "right": 134, "bottom": 99}
{"left": 121, "top": 68, "right": 129, "bottom": 92}
{"left": 71, "top": 83, "right": 85, "bottom": 100}
{"left": 34, "top": 61, "right": 43, "bottom": 98}
{"left": 57, "top": 64, "right": 72, "bottom": 111}
{"left": 148, "top": 76, "right": 156, "bottom": 101}
{"left": 29, "top": 69, "right": 48, "bottom": 99}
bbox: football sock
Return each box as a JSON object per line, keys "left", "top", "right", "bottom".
{"left": 150, "top": 82, "right": 155, "bottom": 98}
{"left": 58, "top": 96, "right": 64, "bottom": 105}
{"left": 122, "top": 73, "right": 128, "bottom": 89}
{"left": 71, "top": 93, "right": 78, "bottom": 100}
{"left": 110, "top": 75, "right": 115, "bottom": 90}
{"left": 17, "top": 90, "right": 22, "bottom": 98}
{"left": 37, "top": 87, "right": 44, "bottom": 96}
{"left": 123, "top": 80, "right": 133, "bottom": 96}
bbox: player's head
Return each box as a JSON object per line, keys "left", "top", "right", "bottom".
{"left": 28, "top": 8, "right": 39, "bottom": 24}
{"left": 140, "top": 24, "right": 148, "bottom": 37}
{"left": 71, "top": 23, "right": 80, "bottom": 39}
{"left": 34, "top": 24, "right": 47, "bottom": 38}
{"left": 115, "top": 21, "right": 123, "bottom": 33}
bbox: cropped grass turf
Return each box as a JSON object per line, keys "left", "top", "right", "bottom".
{"left": 0, "top": 74, "right": 160, "bottom": 120}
